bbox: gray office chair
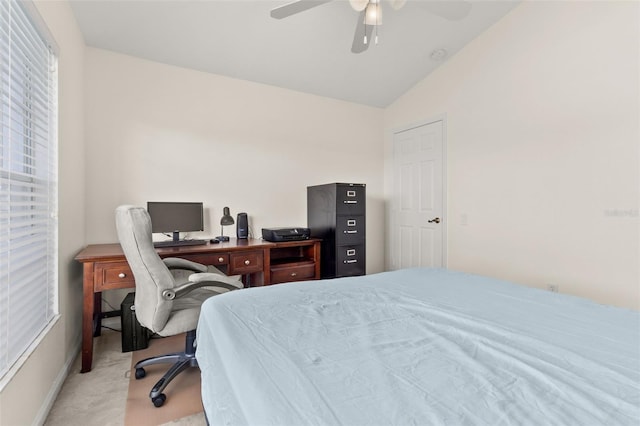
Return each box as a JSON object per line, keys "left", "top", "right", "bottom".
{"left": 115, "top": 205, "right": 243, "bottom": 407}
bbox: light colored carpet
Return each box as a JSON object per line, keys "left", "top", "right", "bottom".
{"left": 45, "top": 327, "right": 205, "bottom": 426}
{"left": 45, "top": 329, "right": 131, "bottom": 426}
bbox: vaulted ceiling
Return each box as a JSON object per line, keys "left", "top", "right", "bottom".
{"left": 69, "top": 0, "right": 520, "bottom": 108}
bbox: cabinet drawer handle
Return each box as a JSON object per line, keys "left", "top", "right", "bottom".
{"left": 346, "top": 249, "right": 356, "bottom": 256}
{"left": 244, "top": 260, "right": 250, "bottom": 265}
{"left": 118, "top": 273, "right": 126, "bottom": 279}
{"left": 344, "top": 259, "right": 358, "bottom": 264}
{"left": 290, "top": 272, "right": 297, "bottom": 277}
{"left": 218, "top": 257, "right": 224, "bottom": 263}
{"left": 344, "top": 230, "right": 358, "bottom": 234}
{"left": 343, "top": 200, "right": 357, "bottom": 204}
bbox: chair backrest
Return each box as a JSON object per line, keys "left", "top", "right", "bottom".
{"left": 115, "top": 205, "right": 175, "bottom": 332}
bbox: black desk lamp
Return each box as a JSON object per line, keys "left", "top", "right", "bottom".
{"left": 216, "top": 207, "right": 234, "bottom": 241}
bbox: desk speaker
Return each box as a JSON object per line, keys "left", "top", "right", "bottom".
{"left": 237, "top": 212, "right": 248, "bottom": 239}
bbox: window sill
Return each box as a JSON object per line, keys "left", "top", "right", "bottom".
{"left": 0, "top": 314, "right": 61, "bottom": 392}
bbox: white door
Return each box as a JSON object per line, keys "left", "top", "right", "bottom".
{"left": 391, "top": 120, "right": 445, "bottom": 269}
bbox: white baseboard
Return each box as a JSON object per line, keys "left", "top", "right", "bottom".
{"left": 32, "top": 337, "right": 81, "bottom": 426}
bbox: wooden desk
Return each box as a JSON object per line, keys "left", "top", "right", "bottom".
{"left": 75, "top": 238, "right": 320, "bottom": 373}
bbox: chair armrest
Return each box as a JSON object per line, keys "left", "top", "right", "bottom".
{"left": 162, "top": 272, "right": 243, "bottom": 300}
{"left": 163, "top": 257, "right": 207, "bottom": 272}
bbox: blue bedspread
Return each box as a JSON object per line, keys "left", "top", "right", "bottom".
{"left": 196, "top": 268, "right": 640, "bottom": 425}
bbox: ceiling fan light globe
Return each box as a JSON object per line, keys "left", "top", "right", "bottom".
{"left": 349, "top": 0, "right": 368, "bottom": 12}
{"left": 365, "top": 2, "right": 382, "bottom": 25}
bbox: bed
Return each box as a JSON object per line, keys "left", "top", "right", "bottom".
{"left": 196, "top": 268, "right": 640, "bottom": 425}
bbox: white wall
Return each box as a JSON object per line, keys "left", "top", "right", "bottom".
{"left": 385, "top": 1, "right": 639, "bottom": 309}
{"left": 0, "top": 1, "right": 85, "bottom": 425}
{"left": 84, "top": 48, "right": 385, "bottom": 277}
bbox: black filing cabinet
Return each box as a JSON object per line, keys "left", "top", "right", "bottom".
{"left": 307, "top": 183, "right": 366, "bottom": 279}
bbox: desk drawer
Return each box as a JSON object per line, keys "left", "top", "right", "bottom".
{"left": 179, "top": 253, "right": 229, "bottom": 267}
{"left": 270, "top": 263, "right": 316, "bottom": 284}
{"left": 94, "top": 261, "right": 134, "bottom": 291}
{"left": 229, "top": 251, "right": 263, "bottom": 275}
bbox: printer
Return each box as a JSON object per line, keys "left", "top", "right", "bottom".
{"left": 262, "top": 227, "right": 310, "bottom": 242}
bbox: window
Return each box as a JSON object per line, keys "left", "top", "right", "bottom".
{"left": 0, "top": 0, "right": 58, "bottom": 380}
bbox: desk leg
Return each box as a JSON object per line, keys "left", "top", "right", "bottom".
{"left": 94, "top": 292, "right": 102, "bottom": 337}
{"left": 262, "top": 247, "right": 270, "bottom": 285}
{"left": 81, "top": 262, "right": 95, "bottom": 373}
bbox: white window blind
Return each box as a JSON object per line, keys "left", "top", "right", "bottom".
{"left": 0, "top": 0, "right": 58, "bottom": 379}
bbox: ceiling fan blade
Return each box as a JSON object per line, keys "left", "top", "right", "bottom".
{"left": 351, "top": 11, "right": 374, "bottom": 54}
{"left": 387, "top": 0, "right": 407, "bottom": 11}
{"left": 424, "top": 1, "right": 472, "bottom": 21}
{"left": 270, "top": 0, "right": 334, "bottom": 19}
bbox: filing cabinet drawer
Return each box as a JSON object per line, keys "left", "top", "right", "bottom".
{"left": 94, "top": 261, "right": 134, "bottom": 291}
{"left": 336, "top": 245, "right": 365, "bottom": 277}
{"left": 336, "top": 184, "right": 365, "bottom": 215}
{"left": 270, "top": 263, "right": 316, "bottom": 284}
{"left": 337, "top": 261, "right": 365, "bottom": 277}
{"left": 336, "top": 215, "right": 365, "bottom": 244}
{"left": 229, "top": 250, "right": 263, "bottom": 275}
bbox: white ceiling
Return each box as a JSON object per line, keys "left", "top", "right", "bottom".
{"left": 69, "top": 0, "right": 520, "bottom": 108}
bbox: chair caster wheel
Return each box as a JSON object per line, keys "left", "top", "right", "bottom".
{"left": 135, "top": 368, "right": 146, "bottom": 379}
{"left": 152, "top": 393, "right": 166, "bottom": 407}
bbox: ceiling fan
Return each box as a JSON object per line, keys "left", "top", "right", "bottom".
{"left": 270, "top": 0, "right": 472, "bottom": 54}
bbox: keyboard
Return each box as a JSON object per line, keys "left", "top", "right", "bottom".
{"left": 153, "top": 239, "right": 207, "bottom": 248}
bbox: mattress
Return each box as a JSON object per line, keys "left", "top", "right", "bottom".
{"left": 196, "top": 268, "right": 640, "bottom": 425}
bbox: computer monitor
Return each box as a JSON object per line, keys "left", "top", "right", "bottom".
{"left": 147, "top": 201, "right": 204, "bottom": 243}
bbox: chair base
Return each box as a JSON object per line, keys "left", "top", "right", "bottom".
{"left": 134, "top": 329, "right": 198, "bottom": 407}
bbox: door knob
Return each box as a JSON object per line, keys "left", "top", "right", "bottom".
{"left": 428, "top": 217, "right": 440, "bottom": 224}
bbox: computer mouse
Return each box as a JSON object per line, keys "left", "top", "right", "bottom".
{"left": 209, "top": 239, "right": 220, "bottom": 244}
